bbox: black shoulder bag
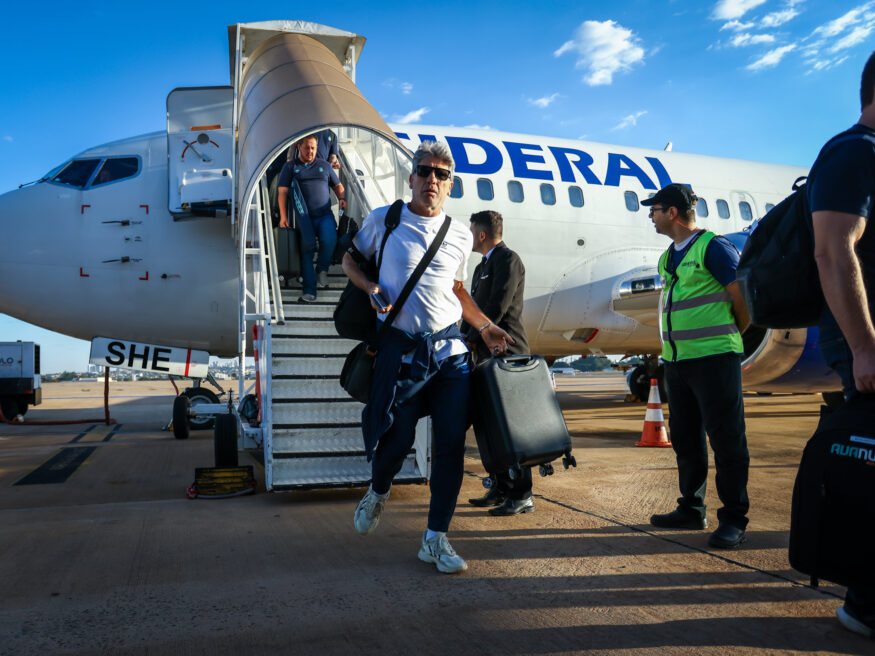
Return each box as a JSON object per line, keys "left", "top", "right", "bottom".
{"left": 340, "top": 214, "right": 453, "bottom": 403}
{"left": 333, "top": 200, "right": 404, "bottom": 342}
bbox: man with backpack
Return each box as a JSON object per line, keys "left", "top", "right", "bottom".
{"left": 644, "top": 183, "right": 752, "bottom": 549}
{"left": 810, "top": 51, "right": 875, "bottom": 639}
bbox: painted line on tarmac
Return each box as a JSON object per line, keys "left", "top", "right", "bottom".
{"left": 69, "top": 425, "right": 99, "bottom": 443}
{"left": 462, "top": 468, "right": 841, "bottom": 601}
{"left": 14, "top": 446, "right": 98, "bottom": 486}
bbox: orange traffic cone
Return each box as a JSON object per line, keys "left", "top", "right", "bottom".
{"left": 636, "top": 378, "right": 672, "bottom": 447}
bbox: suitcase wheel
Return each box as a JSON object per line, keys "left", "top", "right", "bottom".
{"left": 482, "top": 476, "right": 493, "bottom": 489}
{"left": 507, "top": 467, "right": 520, "bottom": 481}
{"left": 562, "top": 454, "right": 577, "bottom": 469}
{"left": 538, "top": 463, "right": 554, "bottom": 477}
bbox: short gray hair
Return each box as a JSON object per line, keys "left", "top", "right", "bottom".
{"left": 412, "top": 140, "right": 455, "bottom": 176}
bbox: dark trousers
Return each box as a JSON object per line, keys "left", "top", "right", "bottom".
{"left": 300, "top": 213, "right": 337, "bottom": 295}
{"left": 371, "top": 353, "right": 470, "bottom": 533}
{"left": 817, "top": 316, "right": 875, "bottom": 616}
{"left": 664, "top": 353, "right": 750, "bottom": 529}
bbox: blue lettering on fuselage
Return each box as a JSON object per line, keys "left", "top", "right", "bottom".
{"left": 393, "top": 132, "right": 672, "bottom": 189}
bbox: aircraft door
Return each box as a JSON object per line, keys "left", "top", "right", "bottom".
{"left": 167, "top": 87, "right": 234, "bottom": 217}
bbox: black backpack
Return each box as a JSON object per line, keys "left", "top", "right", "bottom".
{"left": 789, "top": 397, "right": 875, "bottom": 588}
{"left": 736, "top": 130, "right": 875, "bottom": 329}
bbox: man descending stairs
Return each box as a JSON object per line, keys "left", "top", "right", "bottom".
{"left": 267, "top": 265, "right": 428, "bottom": 490}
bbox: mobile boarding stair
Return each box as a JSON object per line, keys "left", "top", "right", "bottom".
{"left": 227, "top": 23, "right": 430, "bottom": 491}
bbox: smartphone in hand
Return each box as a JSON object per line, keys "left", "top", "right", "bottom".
{"left": 370, "top": 291, "right": 389, "bottom": 311}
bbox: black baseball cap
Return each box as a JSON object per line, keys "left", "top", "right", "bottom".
{"left": 641, "top": 183, "right": 696, "bottom": 212}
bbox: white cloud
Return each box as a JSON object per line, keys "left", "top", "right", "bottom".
{"left": 2, "top": 136, "right": 12, "bottom": 143}
{"left": 806, "top": 56, "right": 850, "bottom": 72}
{"left": 382, "top": 78, "right": 414, "bottom": 95}
{"left": 611, "top": 110, "right": 647, "bottom": 131}
{"left": 712, "top": 0, "right": 768, "bottom": 21}
{"left": 392, "top": 107, "right": 430, "bottom": 123}
{"left": 830, "top": 24, "right": 874, "bottom": 52}
{"left": 720, "top": 19, "right": 755, "bottom": 31}
{"left": 554, "top": 20, "right": 645, "bottom": 86}
{"left": 730, "top": 32, "right": 776, "bottom": 47}
{"left": 746, "top": 44, "right": 797, "bottom": 70}
{"left": 400, "top": 82, "right": 413, "bottom": 95}
{"left": 812, "top": 3, "right": 874, "bottom": 38}
{"left": 761, "top": 8, "right": 801, "bottom": 28}
{"left": 527, "top": 93, "right": 560, "bottom": 109}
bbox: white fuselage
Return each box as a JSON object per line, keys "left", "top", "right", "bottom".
{"left": 0, "top": 125, "right": 806, "bottom": 360}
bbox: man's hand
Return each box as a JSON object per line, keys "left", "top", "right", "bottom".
{"left": 339, "top": 199, "right": 347, "bottom": 211}
{"left": 278, "top": 219, "right": 289, "bottom": 229}
{"left": 480, "top": 323, "right": 513, "bottom": 355}
{"left": 368, "top": 284, "right": 392, "bottom": 314}
{"left": 329, "top": 154, "right": 340, "bottom": 170}
{"left": 853, "top": 347, "right": 875, "bottom": 393}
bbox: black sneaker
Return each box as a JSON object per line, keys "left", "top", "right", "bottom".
{"left": 650, "top": 509, "right": 707, "bottom": 530}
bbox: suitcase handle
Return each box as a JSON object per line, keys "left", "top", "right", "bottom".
{"left": 494, "top": 355, "right": 540, "bottom": 372}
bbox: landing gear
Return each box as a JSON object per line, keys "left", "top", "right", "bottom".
{"left": 182, "top": 386, "right": 220, "bottom": 429}
{"left": 627, "top": 356, "right": 666, "bottom": 401}
{"left": 172, "top": 395, "right": 191, "bottom": 440}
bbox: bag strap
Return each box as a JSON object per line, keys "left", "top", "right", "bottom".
{"left": 374, "top": 215, "right": 453, "bottom": 345}
{"left": 376, "top": 200, "right": 404, "bottom": 277}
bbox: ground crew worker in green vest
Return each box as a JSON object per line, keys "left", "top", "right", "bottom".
{"left": 644, "top": 183, "right": 752, "bottom": 549}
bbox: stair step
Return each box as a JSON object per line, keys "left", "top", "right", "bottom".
{"left": 270, "top": 454, "right": 421, "bottom": 489}
{"left": 272, "top": 427, "right": 364, "bottom": 454}
{"left": 271, "top": 337, "right": 355, "bottom": 356}
{"left": 272, "top": 400, "right": 363, "bottom": 426}
{"left": 272, "top": 356, "right": 345, "bottom": 377}
{"left": 272, "top": 379, "right": 349, "bottom": 400}
{"left": 277, "top": 304, "right": 336, "bottom": 319}
{"left": 279, "top": 288, "right": 344, "bottom": 302}
{"left": 272, "top": 320, "right": 339, "bottom": 337}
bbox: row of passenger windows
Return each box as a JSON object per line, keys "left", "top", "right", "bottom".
{"left": 449, "top": 176, "right": 585, "bottom": 208}
{"left": 49, "top": 157, "right": 139, "bottom": 189}
{"left": 448, "top": 176, "right": 773, "bottom": 220}
{"left": 623, "top": 190, "right": 775, "bottom": 222}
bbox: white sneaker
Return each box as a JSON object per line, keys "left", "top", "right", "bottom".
{"left": 354, "top": 487, "right": 388, "bottom": 535}
{"left": 418, "top": 531, "right": 468, "bottom": 574}
{"left": 317, "top": 271, "right": 329, "bottom": 288}
{"left": 297, "top": 293, "right": 317, "bottom": 304}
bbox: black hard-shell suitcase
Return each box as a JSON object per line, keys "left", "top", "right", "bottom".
{"left": 274, "top": 227, "right": 301, "bottom": 278}
{"left": 789, "top": 397, "right": 875, "bottom": 587}
{"left": 471, "top": 354, "right": 576, "bottom": 478}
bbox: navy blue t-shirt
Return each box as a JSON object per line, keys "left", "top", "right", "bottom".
{"left": 669, "top": 232, "right": 739, "bottom": 287}
{"left": 316, "top": 129, "right": 338, "bottom": 162}
{"left": 278, "top": 157, "right": 340, "bottom": 217}
{"left": 809, "top": 124, "right": 875, "bottom": 293}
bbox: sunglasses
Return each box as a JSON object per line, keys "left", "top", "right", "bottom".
{"left": 414, "top": 165, "right": 452, "bottom": 181}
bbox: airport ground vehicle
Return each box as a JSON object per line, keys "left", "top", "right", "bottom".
{"left": 0, "top": 342, "right": 41, "bottom": 419}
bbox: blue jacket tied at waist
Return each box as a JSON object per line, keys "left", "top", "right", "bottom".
{"left": 362, "top": 323, "right": 465, "bottom": 460}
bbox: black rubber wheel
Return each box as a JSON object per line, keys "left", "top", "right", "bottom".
{"left": 16, "top": 398, "right": 28, "bottom": 416}
{"left": 172, "top": 395, "right": 191, "bottom": 440}
{"left": 0, "top": 397, "right": 17, "bottom": 421}
{"left": 627, "top": 365, "right": 650, "bottom": 400}
{"left": 214, "top": 414, "right": 238, "bottom": 468}
{"left": 182, "top": 387, "right": 220, "bottom": 429}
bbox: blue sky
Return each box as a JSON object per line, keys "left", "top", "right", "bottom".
{"left": 2, "top": 0, "right": 873, "bottom": 372}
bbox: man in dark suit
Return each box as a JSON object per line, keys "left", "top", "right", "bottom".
{"left": 462, "top": 210, "right": 534, "bottom": 515}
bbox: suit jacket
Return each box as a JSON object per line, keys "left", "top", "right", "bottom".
{"left": 461, "top": 241, "right": 530, "bottom": 360}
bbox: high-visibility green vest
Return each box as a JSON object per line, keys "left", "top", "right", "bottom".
{"left": 658, "top": 231, "right": 743, "bottom": 362}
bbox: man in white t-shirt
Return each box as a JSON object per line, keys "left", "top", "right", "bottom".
{"left": 342, "top": 140, "right": 512, "bottom": 574}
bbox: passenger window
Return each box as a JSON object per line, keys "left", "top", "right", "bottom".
{"left": 568, "top": 186, "right": 584, "bottom": 208}
{"left": 450, "top": 176, "right": 463, "bottom": 199}
{"left": 508, "top": 180, "right": 524, "bottom": 203}
{"left": 52, "top": 159, "right": 100, "bottom": 188}
{"left": 92, "top": 157, "right": 139, "bottom": 186}
{"left": 765, "top": 203, "right": 775, "bottom": 213}
{"left": 624, "top": 191, "right": 639, "bottom": 212}
{"left": 477, "top": 178, "right": 494, "bottom": 201}
{"left": 716, "top": 199, "right": 730, "bottom": 219}
{"left": 696, "top": 198, "right": 709, "bottom": 218}
{"left": 540, "top": 183, "right": 556, "bottom": 206}
{"left": 739, "top": 201, "right": 753, "bottom": 221}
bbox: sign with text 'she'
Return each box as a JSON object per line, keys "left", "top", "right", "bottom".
{"left": 89, "top": 337, "right": 209, "bottom": 378}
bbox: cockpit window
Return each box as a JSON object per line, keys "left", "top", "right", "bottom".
{"left": 52, "top": 159, "right": 100, "bottom": 188}
{"left": 92, "top": 158, "right": 139, "bottom": 186}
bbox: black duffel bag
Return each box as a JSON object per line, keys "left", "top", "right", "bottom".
{"left": 333, "top": 200, "right": 403, "bottom": 342}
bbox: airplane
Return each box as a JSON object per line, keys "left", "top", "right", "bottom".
{"left": 0, "top": 20, "right": 840, "bottom": 486}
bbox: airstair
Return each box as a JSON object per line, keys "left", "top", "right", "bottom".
{"left": 228, "top": 21, "right": 431, "bottom": 491}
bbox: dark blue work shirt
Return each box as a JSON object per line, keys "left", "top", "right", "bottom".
{"left": 316, "top": 129, "right": 338, "bottom": 162}
{"left": 810, "top": 124, "right": 875, "bottom": 296}
{"left": 670, "top": 232, "right": 740, "bottom": 287}
{"left": 278, "top": 157, "right": 340, "bottom": 217}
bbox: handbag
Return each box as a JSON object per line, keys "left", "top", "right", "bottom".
{"left": 340, "top": 212, "right": 453, "bottom": 403}
{"left": 333, "top": 200, "right": 404, "bottom": 342}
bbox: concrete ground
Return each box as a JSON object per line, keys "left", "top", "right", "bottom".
{"left": 0, "top": 375, "right": 870, "bottom": 655}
